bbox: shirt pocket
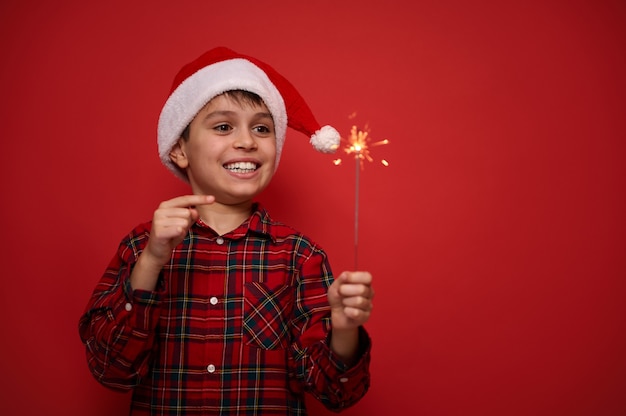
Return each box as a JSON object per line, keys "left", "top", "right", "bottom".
{"left": 243, "top": 282, "right": 293, "bottom": 350}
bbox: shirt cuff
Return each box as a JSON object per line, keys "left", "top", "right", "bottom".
{"left": 316, "top": 326, "right": 372, "bottom": 409}
{"left": 115, "top": 274, "right": 163, "bottom": 332}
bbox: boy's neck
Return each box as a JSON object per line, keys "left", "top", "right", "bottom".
{"left": 197, "top": 200, "right": 254, "bottom": 236}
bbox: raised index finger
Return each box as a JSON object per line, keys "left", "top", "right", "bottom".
{"left": 160, "top": 195, "right": 215, "bottom": 209}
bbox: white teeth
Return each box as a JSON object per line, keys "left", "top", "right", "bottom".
{"left": 224, "top": 161, "right": 258, "bottom": 173}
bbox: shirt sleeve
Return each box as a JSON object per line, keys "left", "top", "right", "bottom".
{"left": 78, "top": 228, "right": 163, "bottom": 391}
{"left": 288, "top": 247, "right": 372, "bottom": 411}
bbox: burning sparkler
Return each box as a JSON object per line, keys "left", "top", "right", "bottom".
{"left": 333, "top": 123, "right": 389, "bottom": 269}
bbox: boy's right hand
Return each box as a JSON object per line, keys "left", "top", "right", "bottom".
{"left": 131, "top": 195, "right": 215, "bottom": 291}
{"left": 143, "top": 195, "right": 215, "bottom": 268}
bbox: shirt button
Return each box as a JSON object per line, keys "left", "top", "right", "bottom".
{"left": 124, "top": 302, "right": 132, "bottom": 312}
{"left": 207, "top": 364, "right": 216, "bottom": 373}
{"left": 339, "top": 377, "right": 349, "bottom": 383}
{"left": 216, "top": 237, "right": 224, "bottom": 245}
{"left": 210, "top": 296, "right": 218, "bottom": 305}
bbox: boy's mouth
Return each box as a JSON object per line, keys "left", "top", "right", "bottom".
{"left": 224, "top": 161, "right": 259, "bottom": 173}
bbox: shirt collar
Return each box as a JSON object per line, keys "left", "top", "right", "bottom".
{"left": 194, "top": 202, "right": 276, "bottom": 243}
{"left": 244, "top": 202, "right": 276, "bottom": 242}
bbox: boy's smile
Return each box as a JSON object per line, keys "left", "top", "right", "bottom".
{"left": 169, "top": 93, "right": 277, "bottom": 206}
{"left": 224, "top": 161, "right": 258, "bottom": 174}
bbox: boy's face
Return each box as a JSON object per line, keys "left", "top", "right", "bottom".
{"left": 169, "top": 94, "right": 277, "bottom": 205}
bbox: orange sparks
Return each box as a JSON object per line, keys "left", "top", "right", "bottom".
{"left": 334, "top": 125, "right": 389, "bottom": 168}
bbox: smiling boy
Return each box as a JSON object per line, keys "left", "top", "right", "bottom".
{"left": 79, "top": 47, "right": 373, "bottom": 415}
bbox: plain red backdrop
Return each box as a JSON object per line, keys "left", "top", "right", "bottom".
{"left": 1, "top": 1, "right": 625, "bottom": 415}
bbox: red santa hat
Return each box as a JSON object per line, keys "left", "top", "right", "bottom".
{"left": 157, "top": 46, "right": 340, "bottom": 180}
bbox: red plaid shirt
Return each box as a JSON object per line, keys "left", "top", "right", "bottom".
{"left": 79, "top": 203, "right": 370, "bottom": 415}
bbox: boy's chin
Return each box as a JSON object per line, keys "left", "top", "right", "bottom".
{"left": 214, "top": 191, "right": 262, "bottom": 207}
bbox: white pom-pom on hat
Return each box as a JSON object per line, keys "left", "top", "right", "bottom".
{"left": 311, "top": 125, "right": 341, "bottom": 153}
{"left": 157, "top": 47, "right": 340, "bottom": 180}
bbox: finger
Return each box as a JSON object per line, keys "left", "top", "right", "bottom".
{"left": 153, "top": 216, "right": 194, "bottom": 229}
{"left": 338, "top": 283, "right": 373, "bottom": 298}
{"left": 154, "top": 207, "right": 200, "bottom": 220}
{"left": 152, "top": 224, "right": 189, "bottom": 240}
{"left": 159, "top": 195, "right": 215, "bottom": 209}
{"left": 151, "top": 218, "right": 192, "bottom": 238}
{"left": 342, "top": 306, "right": 371, "bottom": 321}
{"left": 341, "top": 295, "right": 373, "bottom": 310}
{"left": 338, "top": 271, "right": 373, "bottom": 285}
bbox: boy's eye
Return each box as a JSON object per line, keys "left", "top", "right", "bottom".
{"left": 253, "top": 125, "right": 271, "bottom": 134}
{"left": 214, "top": 124, "right": 232, "bottom": 132}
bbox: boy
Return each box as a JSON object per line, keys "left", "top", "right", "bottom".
{"left": 79, "top": 47, "right": 373, "bottom": 415}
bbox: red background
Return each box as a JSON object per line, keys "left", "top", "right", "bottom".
{"left": 1, "top": 1, "right": 625, "bottom": 415}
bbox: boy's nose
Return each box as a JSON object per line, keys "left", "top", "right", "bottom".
{"left": 234, "top": 130, "right": 258, "bottom": 150}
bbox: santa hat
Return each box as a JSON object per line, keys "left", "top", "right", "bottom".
{"left": 157, "top": 46, "right": 340, "bottom": 180}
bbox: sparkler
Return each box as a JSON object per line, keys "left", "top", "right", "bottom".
{"left": 333, "top": 124, "right": 389, "bottom": 269}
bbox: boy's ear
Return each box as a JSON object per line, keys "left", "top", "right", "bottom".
{"left": 169, "top": 140, "right": 189, "bottom": 169}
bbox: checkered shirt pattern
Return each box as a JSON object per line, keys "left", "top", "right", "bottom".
{"left": 79, "top": 204, "right": 371, "bottom": 415}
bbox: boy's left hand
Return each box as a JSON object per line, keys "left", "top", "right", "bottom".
{"left": 327, "top": 271, "right": 374, "bottom": 330}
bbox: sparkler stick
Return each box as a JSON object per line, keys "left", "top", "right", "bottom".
{"left": 334, "top": 124, "right": 389, "bottom": 270}
{"left": 354, "top": 147, "right": 361, "bottom": 269}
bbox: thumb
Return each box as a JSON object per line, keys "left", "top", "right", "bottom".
{"left": 327, "top": 273, "right": 346, "bottom": 305}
